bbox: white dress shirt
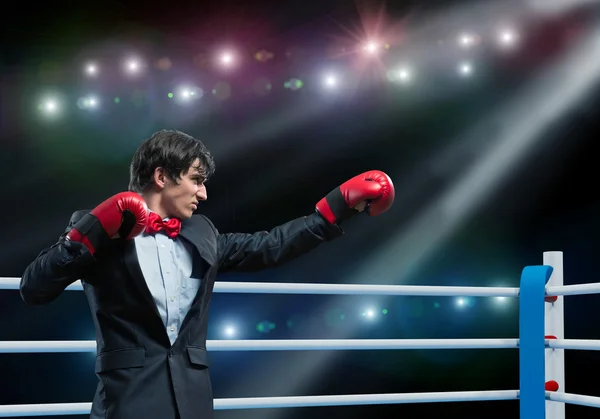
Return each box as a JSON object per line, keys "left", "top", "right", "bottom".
{"left": 134, "top": 216, "right": 200, "bottom": 345}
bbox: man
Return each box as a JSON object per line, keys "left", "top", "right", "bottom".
{"left": 20, "top": 129, "right": 395, "bottom": 419}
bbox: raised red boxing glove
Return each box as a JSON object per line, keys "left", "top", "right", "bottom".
{"left": 316, "top": 170, "right": 395, "bottom": 225}
{"left": 66, "top": 191, "right": 148, "bottom": 256}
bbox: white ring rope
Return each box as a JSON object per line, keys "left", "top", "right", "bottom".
{"left": 0, "top": 277, "right": 520, "bottom": 296}
{"left": 4, "top": 338, "right": 600, "bottom": 353}
{"left": 546, "top": 339, "right": 600, "bottom": 351}
{"left": 2, "top": 390, "right": 600, "bottom": 417}
{"left": 546, "top": 392, "right": 600, "bottom": 408}
{"left": 0, "top": 339, "right": 520, "bottom": 353}
{"left": 4, "top": 277, "right": 599, "bottom": 297}
{"left": 545, "top": 283, "right": 600, "bottom": 296}
{"left": 0, "top": 391, "right": 519, "bottom": 417}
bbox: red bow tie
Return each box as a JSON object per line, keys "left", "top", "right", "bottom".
{"left": 145, "top": 211, "right": 182, "bottom": 238}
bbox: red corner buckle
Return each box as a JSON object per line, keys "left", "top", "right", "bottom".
{"left": 545, "top": 380, "right": 559, "bottom": 392}
{"left": 545, "top": 295, "right": 558, "bottom": 303}
{"left": 545, "top": 335, "right": 557, "bottom": 340}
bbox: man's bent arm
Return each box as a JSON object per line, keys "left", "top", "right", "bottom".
{"left": 20, "top": 211, "right": 95, "bottom": 305}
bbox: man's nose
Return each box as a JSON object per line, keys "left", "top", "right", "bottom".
{"left": 197, "top": 184, "right": 207, "bottom": 201}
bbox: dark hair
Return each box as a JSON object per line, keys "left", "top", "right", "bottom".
{"left": 128, "top": 129, "right": 216, "bottom": 193}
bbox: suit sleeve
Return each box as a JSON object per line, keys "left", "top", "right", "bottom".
{"left": 207, "top": 212, "right": 344, "bottom": 273}
{"left": 20, "top": 210, "right": 96, "bottom": 305}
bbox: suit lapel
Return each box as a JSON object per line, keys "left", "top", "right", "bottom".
{"left": 123, "top": 239, "right": 162, "bottom": 320}
{"left": 178, "top": 218, "right": 217, "bottom": 268}
{"left": 178, "top": 219, "right": 217, "bottom": 324}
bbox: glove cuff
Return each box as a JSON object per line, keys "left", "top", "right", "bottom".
{"left": 69, "top": 213, "right": 112, "bottom": 256}
{"left": 317, "top": 187, "right": 359, "bottom": 225}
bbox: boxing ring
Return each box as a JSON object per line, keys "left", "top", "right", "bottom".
{"left": 1, "top": 251, "right": 600, "bottom": 418}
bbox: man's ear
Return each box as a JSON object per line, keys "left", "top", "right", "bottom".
{"left": 153, "top": 167, "right": 167, "bottom": 189}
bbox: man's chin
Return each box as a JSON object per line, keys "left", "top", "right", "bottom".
{"left": 181, "top": 209, "right": 195, "bottom": 219}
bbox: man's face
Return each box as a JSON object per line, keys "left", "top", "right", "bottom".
{"left": 162, "top": 158, "right": 207, "bottom": 220}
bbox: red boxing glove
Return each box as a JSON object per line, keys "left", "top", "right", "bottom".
{"left": 316, "top": 170, "right": 395, "bottom": 224}
{"left": 66, "top": 191, "right": 148, "bottom": 256}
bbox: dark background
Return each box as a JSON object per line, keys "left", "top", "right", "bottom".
{"left": 2, "top": 0, "right": 600, "bottom": 417}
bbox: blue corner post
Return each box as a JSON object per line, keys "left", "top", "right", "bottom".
{"left": 519, "top": 265, "right": 554, "bottom": 419}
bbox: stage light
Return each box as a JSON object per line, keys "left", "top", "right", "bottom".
{"left": 223, "top": 325, "right": 236, "bottom": 338}
{"left": 458, "top": 61, "right": 473, "bottom": 77}
{"left": 123, "top": 57, "right": 144, "bottom": 76}
{"left": 221, "top": 52, "right": 233, "bottom": 65}
{"left": 38, "top": 96, "right": 63, "bottom": 118}
{"left": 84, "top": 63, "right": 98, "bottom": 76}
{"left": 172, "top": 85, "right": 204, "bottom": 105}
{"left": 363, "top": 41, "right": 379, "bottom": 54}
{"left": 42, "top": 99, "right": 58, "bottom": 113}
{"left": 77, "top": 95, "right": 100, "bottom": 110}
{"left": 127, "top": 60, "right": 139, "bottom": 71}
{"left": 497, "top": 28, "right": 520, "bottom": 49}
{"left": 455, "top": 297, "right": 476, "bottom": 309}
{"left": 389, "top": 66, "right": 412, "bottom": 84}
{"left": 216, "top": 49, "right": 238, "bottom": 70}
{"left": 459, "top": 35, "right": 473, "bottom": 47}
{"left": 458, "top": 32, "right": 478, "bottom": 48}
{"left": 323, "top": 74, "right": 338, "bottom": 88}
{"left": 361, "top": 308, "right": 378, "bottom": 320}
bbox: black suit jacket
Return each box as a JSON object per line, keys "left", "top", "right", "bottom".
{"left": 20, "top": 211, "right": 344, "bottom": 419}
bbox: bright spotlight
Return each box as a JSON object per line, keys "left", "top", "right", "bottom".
{"left": 495, "top": 296, "right": 508, "bottom": 304}
{"left": 223, "top": 325, "right": 236, "bottom": 338}
{"left": 498, "top": 28, "right": 520, "bottom": 49}
{"left": 87, "top": 96, "right": 98, "bottom": 107}
{"left": 458, "top": 62, "right": 473, "bottom": 77}
{"left": 363, "top": 41, "right": 379, "bottom": 54}
{"left": 324, "top": 74, "right": 338, "bottom": 88}
{"left": 38, "top": 96, "right": 62, "bottom": 118}
{"left": 172, "top": 85, "right": 204, "bottom": 105}
{"left": 123, "top": 57, "right": 144, "bottom": 75}
{"left": 85, "top": 63, "right": 98, "bottom": 76}
{"left": 396, "top": 67, "right": 411, "bottom": 83}
{"left": 456, "top": 297, "right": 466, "bottom": 307}
{"left": 458, "top": 33, "right": 476, "bottom": 48}
{"left": 221, "top": 52, "right": 233, "bottom": 65}
{"left": 77, "top": 95, "right": 100, "bottom": 110}
{"left": 388, "top": 66, "right": 413, "bottom": 85}
{"left": 43, "top": 100, "right": 58, "bottom": 113}
{"left": 362, "top": 308, "right": 377, "bottom": 319}
{"left": 216, "top": 50, "right": 237, "bottom": 70}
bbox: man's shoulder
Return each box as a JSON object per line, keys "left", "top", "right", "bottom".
{"left": 187, "top": 213, "right": 218, "bottom": 233}
{"left": 189, "top": 213, "right": 214, "bottom": 225}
